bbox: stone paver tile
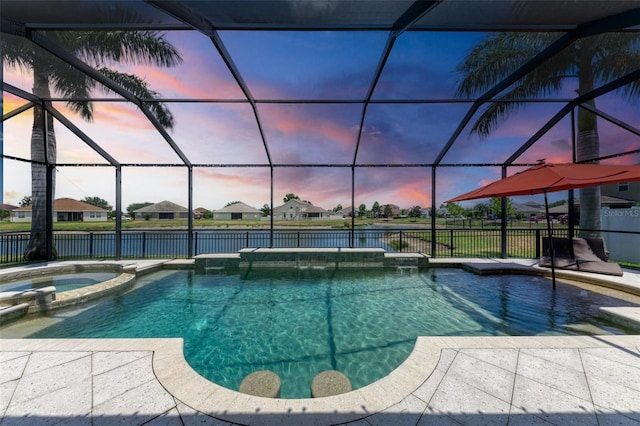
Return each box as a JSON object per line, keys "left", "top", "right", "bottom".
{"left": 93, "top": 354, "right": 155, "bottom": 407}
{"left": 9, "top": 356, "right": 91, "bottom": 404}
{"left": 3, "top": 375, "right": 91, "bottom": 426}
{"left": 226, "top": 396, "right": 305, "bottom": 426}
{"left": 0, "top": 352, "right": 30, "bottom": 364}
{"left": 344, "top": 419, "right": 372, "bottom": 426}
{"left": 366, "top": 394, "right": 426, "bottom": 426}
{"left": 416, "top": 411, "right": 462, "bottom": 426}
{"left": 594, "top": 406, "right": 640, "bottom": 426}
{"left": 436, "top": 349, "right": 458, "bottom": 372}
{"left": 427, "top": 371, "right": 510, "bottom": 426}
{"left": 581, "top": 350, "right": 640, "bottom": 392}
{"left": 447, "top": 351, "right": 515, "bottom": 403}
{"left": 520, "top": 348, "right": 583, "bottom": 372}
{"left": 23, "top": 352, "right": 91, "bottom": 376}
{"left": 0, "top": 354, "right": 29, "bottom": 384}
{"left": 516, "top": 351, "right": 590, "bottom": 401}
{"left": 507, "top": 406, "right": 555, "bottom": 425}
{"left": 412, "top": 349, "right": 458, "bottom": 403}
{"left": 581, "top": 347, "right": 640, "bottom": 370}
{"left": 413, "top": 362, "right": 448, "bottom": 404}
{"left": 175, "top": 400, "right": 234, "bottom": 426}
{"left": 93, "top": 376, "right": 176, "bottom": 426}
{"left": 459, "top": 348, "right": 519, "bottom": 373}
{"left": 56, "top": 415, "right": 92, "bottom": 426}
{"left": 0, "top": 379, "right": 19, "bottom": 417}
{"left": 587, "top": 375, "right": 640, "bottom": 422}
{"left": 144, "top": 408, "right": 183, "bottom": 425}
{"left": 512, "top": 375, "right": 597, "bottom": 426}
{"left": 92, "top": 351, "right": 150, "bottom": 376}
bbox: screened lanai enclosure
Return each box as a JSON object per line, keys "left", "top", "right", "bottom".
{"left": 1, "top": 1, "right": 639, "bottom": 261}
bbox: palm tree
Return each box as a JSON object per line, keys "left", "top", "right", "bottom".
{"left": 456, "top": 32, "right": 639, "bottom": 237}
{"left": 2, "top": 29, "right": 182, "bottom": 260}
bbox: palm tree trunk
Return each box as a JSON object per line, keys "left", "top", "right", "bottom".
{"left": 575, "top": 56, "right": 601, "bottom": 239}
{"left": 24, "top": 63, "right": 57, "bottom": 260}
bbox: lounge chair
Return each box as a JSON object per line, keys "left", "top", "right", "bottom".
{"left": 539, "top": 237, "right": 623, "bottom": 276}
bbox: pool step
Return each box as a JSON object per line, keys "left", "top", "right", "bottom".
{"left": 396, "top": 265, "right": 419, "bottom": 275}
{"left": 0, "top": 302, "right": 30, "bottom": 324}
{"left": 0, "top": 286, "right": 57, "bottom": 318}
{"left": 203, "top": 266, "right": 226, "bottom": 275}
{"left": 599, "top": 307, "right": 640, "bottom": 331}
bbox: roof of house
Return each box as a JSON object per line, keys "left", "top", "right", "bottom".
{"left": 602, "top": 195, "right": 635, "bottom": 205}
{"left": 274, "top": 199, "right": 330, "bottom": 214}
{"left": 513, "top": 202, "right": 543, "bottom": 213}
{"left": 193, "top": 207, "right": 209, "bottom": 213}
{"left": 523, "top": 201, "right": 543, "bottom": 208}
{"left": 214, "top": 201, "right": 260, "bottom": 213}
{"left": 134, "top": 200, "right": 188, "bottom": 213}
{"left": 13, "top": 198, "right": 107, "bottom": 212}
{"left": 0, "top": 204, "right": 18, "bottom": 210}
{"left": 304, "top": 204, "right": 329, "bottom": 214}
{"left": 547, "top": 205, "right": 568, "bottom": 214}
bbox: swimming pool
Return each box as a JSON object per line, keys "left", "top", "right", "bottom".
{"left": 1, "top": 267, "right": 637, "bottom": 398}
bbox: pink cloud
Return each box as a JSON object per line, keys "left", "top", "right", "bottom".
{"left": 129, "top": 66, "right": 244, "bottom": 100}
{"left": 89, "top": 102, "right": 156, "bottom": 131}
{"left": 260, "top": 104, "right": 359, "bottom": 153}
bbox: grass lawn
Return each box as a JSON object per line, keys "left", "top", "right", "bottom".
{"left": 0, "top": 218, "right": 377, "bottom": 232}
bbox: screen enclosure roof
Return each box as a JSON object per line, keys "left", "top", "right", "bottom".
{"left": 2, "top": 0, "right": 639, "bottom": 208}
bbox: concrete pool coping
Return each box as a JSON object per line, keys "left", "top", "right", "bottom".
{"left": 2, "top": 335, "right": 639, "bottom": 425}
{"left": 1, "top": 257, "right": 639, "bottom": 424}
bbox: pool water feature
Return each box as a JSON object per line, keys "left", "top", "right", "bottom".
{"left": 0, "top": 272, "right": 119, "bottom": 293}
{"left": 1, "top": 267, "right": 637, "bottom": 398}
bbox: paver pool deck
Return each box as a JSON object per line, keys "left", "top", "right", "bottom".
{"left": 1, "top": 258, "right": 639, "bottom": 425}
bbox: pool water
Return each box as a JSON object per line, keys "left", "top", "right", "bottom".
{"left": 0, "top": 267, "right": 637, "bottom": 398}
{"left": 0, "top": 272, "right": 118, "bottom": 293}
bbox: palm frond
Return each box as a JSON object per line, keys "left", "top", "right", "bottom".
{"left": 97, "top": 67, "right": 175, "bottom": 129}
{"left": 455, "top": 32, "right": 560, "bottom": 98}
{"left": 1, "top": 33, "right": 36, "bottom": 71}
{"left": 589, "top": 33, "right": 640, "bottom": 101}
{"left": 470, "top": 75, "right": 562, "bottom": 137}
{"left": 47, "top": 61, "right": 96, "bottom": 120}
{"left": 59, "top": 31, "right": 182, "bottom": 68}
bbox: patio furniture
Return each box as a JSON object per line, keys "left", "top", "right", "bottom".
{"left": 540, "top": 237, "right": 623, "bottom": 276}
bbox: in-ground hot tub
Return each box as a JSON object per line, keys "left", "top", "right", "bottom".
{"left": 0, "top": 263, "right": 137, "bottom": 322}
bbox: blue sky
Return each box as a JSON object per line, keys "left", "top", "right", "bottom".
{"left": 3, "top": 29, "right": 639, "bottom": 212}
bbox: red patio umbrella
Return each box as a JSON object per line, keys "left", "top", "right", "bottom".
{"left": 447, "top": 162, "right": 640, "bottom": 287}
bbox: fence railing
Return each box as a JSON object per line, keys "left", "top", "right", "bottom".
{"left": 0, "top": 227, "right": 632, "bottom": 265}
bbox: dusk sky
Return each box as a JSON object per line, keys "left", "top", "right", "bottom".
{"left": 3, "top": 27, "right": 639, "bottom": 213}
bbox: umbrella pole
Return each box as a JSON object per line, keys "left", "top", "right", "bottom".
{"left": 544, "top": 190, "right": 556, "bottom": 289}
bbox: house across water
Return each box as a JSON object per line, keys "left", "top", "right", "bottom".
{"left": 10, "top": 198, "right": 108, "bottom": 223}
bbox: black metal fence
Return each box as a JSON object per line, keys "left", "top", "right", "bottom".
{"left": 1, "top": 227, "right": 614, "bottom": 265}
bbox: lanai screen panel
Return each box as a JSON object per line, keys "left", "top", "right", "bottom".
{"left": 219, "top": 31, "right": 389, "bottom": 101}
{"left": 168, "top": 103, "right": 269, "bottom": 165}
{"left": 357, "top": 103, "right": 470, "bottom": 165}
{"left": 2, "top": 0, "right": 639, "bottom": 212}
{"left": 272, "top": 167, "right": 352, "bottom": 212}
{"left": 441, "top": 103, "right": 575, "bottom": 166}
{"left": 515, "top": 115, "right": 575, "bottom": 165}
{"left": 355, "top": 167, "right": 433, "bottom": 210}
{"left": 372, "top": 31, "right": 486, "bottom": 100}
{"left": 260, "top": 103, "right": 362, "bottom": 165}
{"left": 193, "top": 168, "right": 271, "bottom": 211}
